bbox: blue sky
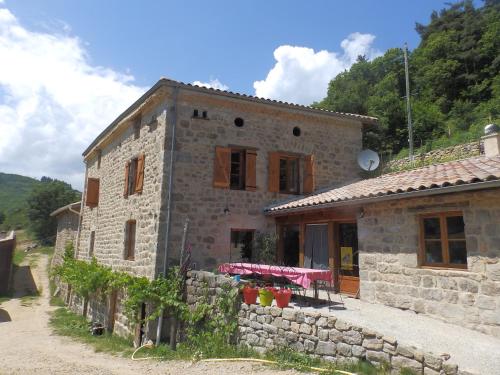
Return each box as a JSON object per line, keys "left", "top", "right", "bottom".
{"left": 0, "top": 1, "right": 481, "bottom": 189}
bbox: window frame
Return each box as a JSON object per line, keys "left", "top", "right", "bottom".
{"left": 124, "top": 220, "right": 136, "bottom": 261}
{"left": 230, "top": 148, "right": 246, "bottom": 190}
{"left": 279, "top": 154, "right": 300, "bottom": 194}
{"left": 127, "top": 157, "right": 139, "bottom": 196}
{"left": 418, "top": 211, "right": 467, "bottom": 269}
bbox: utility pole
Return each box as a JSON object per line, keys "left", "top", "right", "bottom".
{"left": 403, "top": 43, "right": 414, "bottom": 164}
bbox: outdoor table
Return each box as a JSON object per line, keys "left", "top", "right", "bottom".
{"left": 218, "top": 262, "right": 333, "bottom": 299}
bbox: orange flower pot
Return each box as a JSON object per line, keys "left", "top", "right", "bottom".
{"left": 242, "top": 286, "right": 259, "bottom": 305}
{"left": 273, "top": 288, "right": 292, "bottom": 308}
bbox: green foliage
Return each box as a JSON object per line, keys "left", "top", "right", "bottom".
{"left": 316, "top": 1, "right": 500, "bottom": 156}
{"left": 26, "top": 178, "right": 80, "bottom": 244}
{"left": 253, "top": 232, "right": 278, "bottom": 264}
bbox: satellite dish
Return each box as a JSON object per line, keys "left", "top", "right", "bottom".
{"left": 357, "top": 149, "right": 380, "bottom": 171}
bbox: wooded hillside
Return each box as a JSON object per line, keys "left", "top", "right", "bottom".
{"left": 316, "top": 0, "right": 500, "bottom": 157}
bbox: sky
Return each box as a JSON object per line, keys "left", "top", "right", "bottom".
{"left": 0, "top": 0, "right": 476, "bottom": 190}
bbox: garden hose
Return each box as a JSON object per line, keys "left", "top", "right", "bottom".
{"left": 131, "top": 340, "right": 164, "bottom": 361}
{"left": 199, "top": 358, "right": 356, "bottom": 374}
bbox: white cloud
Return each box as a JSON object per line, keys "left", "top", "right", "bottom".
{"left": 192, "top": 78, "right": 229, "bottom": 91}
{"left": 253, "top": 32, "right": 381, "bottom": 105}
{"left": 0, "top": 7, "right": 145, "bottom": 190}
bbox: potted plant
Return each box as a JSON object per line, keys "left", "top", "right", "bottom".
{"left": 272, "top": 288, "right": 292, "bottom": 308}
{"left": 259, "top": 287, "right": 275, "bottom": 307}
{"left": 242, "top": 283, "right": 259, "bottom": 305}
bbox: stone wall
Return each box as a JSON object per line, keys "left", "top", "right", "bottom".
{"left": 358, "top": 190, "right": 500, "bottom": 338}
{"left": 186, "top": 270, "right": 466, "bottom": 375}
{"left": 384, "top": 142, "right": 482, "bottom": 173}
{"left": 0, "top": 231, "right": 15, "bottom": 295}
{"left": 167, "top": 88, "right": 364, "bottom": 270}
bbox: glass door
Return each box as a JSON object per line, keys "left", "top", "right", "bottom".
{"left": 337, "top": 222, "right": 359, "bottom": 295}
{"left": 304, "top": 224, "right": 329, "bottom": 269}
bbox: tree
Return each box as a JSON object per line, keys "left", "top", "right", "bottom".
{"left": 0, "top": 211, "right": 5, "bottom": 225}
{"left": 27, "top": 179, "right": 80, "bottom": 244}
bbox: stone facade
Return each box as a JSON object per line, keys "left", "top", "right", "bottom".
{"left": 186, "top": 270, "right": 468, "bottom": 375}
{"left": 358, "top": 190, "right": 500, "bottom": 338}
{"left": 52, "top": 205, "right": 80, "bottom": 268}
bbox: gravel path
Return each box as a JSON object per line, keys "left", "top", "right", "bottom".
{"left": 0, "top": 254, "right": 304, "bottom": 375}
{"left": 300, "top": 292, "right": 500, "bottom": 375}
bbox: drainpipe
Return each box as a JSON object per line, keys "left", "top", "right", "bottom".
{"left": 155, "top": 84, "right": 180, "bottom": 346}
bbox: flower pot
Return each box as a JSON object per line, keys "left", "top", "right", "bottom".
{"left": 259, "top": 288, "right": 275, "bottom": 307}
{"left": 272, "top": 288, "right": 292, "bottom": 308}
{"left": 242, "top": 286, "right": 259, "bottom": 305}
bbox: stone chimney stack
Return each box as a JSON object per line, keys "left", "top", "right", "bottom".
{"left": 482, "top": 124, "right": 500, "bottom": 157}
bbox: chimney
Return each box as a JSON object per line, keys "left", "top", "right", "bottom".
{"left": 482, "top": 124, "right": 500, "bottom": 157}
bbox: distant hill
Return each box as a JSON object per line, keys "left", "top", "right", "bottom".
{"left": 0, "top": 173, "right": 41, "bottom": 230}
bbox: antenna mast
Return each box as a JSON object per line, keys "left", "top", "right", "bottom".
{"left": 403, "top": 43, "right": 414, "bottom": 163}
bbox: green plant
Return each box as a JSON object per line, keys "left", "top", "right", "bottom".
{"left": 253, "top": 232, "right": 277, "bottom": 264}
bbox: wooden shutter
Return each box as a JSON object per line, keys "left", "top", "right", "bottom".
{"left": 268, "top": 152, "right": 280, "bottom": 192}
{"left": 245, "top": 150, "right": 257, "bottom": 191}
{"left": 86, "top": 178, "right": 99, "bottom": 207}
{"left": 123, "top": 161, "right": 130, "bottom": 198}
{"left": 303, "top": 154, "right": 315, "bottom": 194}
{"left": 213, "top": 146, "right": 231, "bottom": 188}
{"left": 135, "top": 154, "right": 145, "bottom": 194}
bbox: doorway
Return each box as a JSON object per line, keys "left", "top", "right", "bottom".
{"left": 282, "top": 224, "right": 300, "bottom": 266}
{"left": 336, "top": 222, "right": 359, "bottom": 295}
{"left": 304, "top": 224, "right": 329, "bottom": 270}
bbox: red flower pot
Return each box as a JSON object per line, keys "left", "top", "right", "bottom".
{"left": 272, "top": 288, "right": 292, "bottom": 308}
{"left": 242, "top": 286, "right": 259, "bottom": 305}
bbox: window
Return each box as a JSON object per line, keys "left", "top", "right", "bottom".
{"left": 133, "top": 117, "right": 141, "bottom": 140}
{"left": 89, "top": 231, "right": 95, "bottom": 256}
{"left": 231, "top": 229, "right": 254, "bottom": 262}
{"left": 213, "top": 146, "right": 256, "bottom": 191}
{"left": 124, "top": 220, "right": 136, "bottom": 260}
{"left": 85, "top": 178, "right": 100, "bottom": 207}
{"left": 97, "top": 150, "right": 102, "bottom": 169}
{"left": 268, "top": 153, "right": 314, "bottom": 194}
{"left": 234, "top": 117, "right": 244, "bottom": 127}
{"left": 279, "top": 155, "right": 300, "bottom": 194}
{"left": 193, "top": 109, "right": 199, "bottom": 117}
{"left": 230, "top": 149, "right": 246, "bottom": 190}
{"left": 419, "top": 212, "right": 467, "bottom": 268}
{"left": 124, "top": 154, "right": 145, "bottom": 197}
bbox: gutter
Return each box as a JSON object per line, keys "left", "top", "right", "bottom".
{"left": 265, "top": 179, "right": 500, "bottom": 216}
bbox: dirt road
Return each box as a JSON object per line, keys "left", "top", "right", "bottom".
{"left": 0, "top": 253, "right": 302, "bottom": 375}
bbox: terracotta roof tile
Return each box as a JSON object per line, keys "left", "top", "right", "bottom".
{"left": 266, "top": 156, "right": 500, "bottom": 213}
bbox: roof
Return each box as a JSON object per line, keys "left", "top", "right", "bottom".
{"left": 266, "top": 156, "right": 500, "bottom": 214}
{"left": 50, "top": 201, "right": 81, "bottom": 217}
{"left": 83, "top": 78, "right": 378, "bottom": 157}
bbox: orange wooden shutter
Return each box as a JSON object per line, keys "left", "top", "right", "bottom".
{"left": 245, "top": 150, "right": 257, "bottom": 191}
{"left": 268, "top": 152, "right": 280, "bottom": 192}
{"left": 135, "top": 154, "right": 145, "bottom": 194}
{"left": 213, "top": 146, "right": 230, "bottom": 188}
{"left": 86, "top": 178, "right": 99, "bottom": 207}
{"left": 303, "top": 154, "right": 315, "bottom": 194}
{"left": 123, "top": 161, "right": 130, "bottom": 197}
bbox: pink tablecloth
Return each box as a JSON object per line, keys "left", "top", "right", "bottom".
{"left": 218, "top": 263, "right": 332, "bottom": 289}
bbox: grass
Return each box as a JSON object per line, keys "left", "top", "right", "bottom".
{"left": 49, "top": 307, "right": 409, "bottom": 375}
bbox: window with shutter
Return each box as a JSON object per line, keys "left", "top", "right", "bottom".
{"left": 303, "top": 154, "right": 315, "bottom": 194}
{"left": 245, "top": 150, "right": 257, "bottom": 191}
{"left": 135, "top": 154, "right": 145, "bottom": 194}
{"left": 268, "top": 152, "right": 280, "bottom": 192}
{"left": 85, "top": 178, "right": 100, "bottom": 207}
{"left": 213, "top": 146, "right": 231, "bottom": 188}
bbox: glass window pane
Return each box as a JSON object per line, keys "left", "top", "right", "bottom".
{"left": 288, "top": 158, "right": 299, "bottom": 193}
{"left": 447, "top": 216, "right": 465, "bottom": 239}
{"left": 425, "top": 240, "right": 443, "bottom": 264}
{"left": 423, "top": 218, "right": 441, "bottom": 239}
{"left": 279, "top": 159, "right": 287, "bottom": 191}
{"left": 449, "top": 241, "right": 467, "bottom": 265}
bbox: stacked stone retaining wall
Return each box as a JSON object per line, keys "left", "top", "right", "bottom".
{"left": 186, "top": 270, "right": 471, "bottom": 375}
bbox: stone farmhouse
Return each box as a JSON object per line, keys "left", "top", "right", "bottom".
{"left": 52, "top": 78, "right": 500, "bottom": 340}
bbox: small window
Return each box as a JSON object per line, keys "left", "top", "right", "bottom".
{"left": 128, "top": 158, "right": 138, "bottom": 194}
{"left": 230, "top": 149, "right": 246, "bottom": 190}
{"left": 125, "top": 220, "right": 136, "bottom": 260}
{"left": 193, "top": 109, "right": 199, "bottom": 117}
{"left": 420, "top": 212, "right": 467, "bottom": 269}
{"left": 279, "top": 156, "right": 300, "bottom": 194}
{"left": 97, "top": 150, "right": 102, "bottom": 169}
{"left": 234, "top": 117, "right": 244, "bottom": 127}
{"left": 85, "top": 178, "right": 100, "bottom": 207}
{"left": 231, "top": 229, "right": 254, "bottom": 262}
{"left": 133, "top": 117, "right": 141, "bottom": 140}
{"left": 293, "top": 127, "right": 301, "bottom": 137}
{"left": 202, "top": 111, "right": 208, "bottom": 119}
{"left": 89, "top": 231, "right": 95, "bottom": 257}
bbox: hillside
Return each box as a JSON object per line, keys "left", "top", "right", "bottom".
{"left": 0, "top": 173, "right": 41, "bottom": 230}
{"left": 316, "top": 0, "right": 500, "bottom": 158}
